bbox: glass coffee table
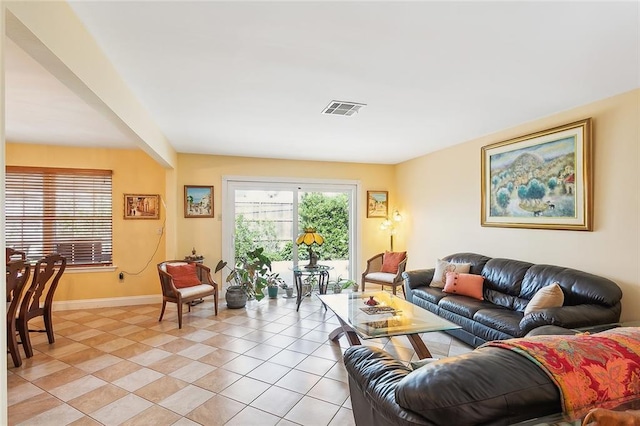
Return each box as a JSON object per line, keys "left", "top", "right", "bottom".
{"left": 317, "top": 291, "right": 461, "bottom": 359}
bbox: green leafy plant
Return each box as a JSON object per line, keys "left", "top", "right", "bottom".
{"left": 329, "top": 276, "right": 356, "bottom": 293}
{"left": 215, "top": 247, "right": 275, "bottom": 302}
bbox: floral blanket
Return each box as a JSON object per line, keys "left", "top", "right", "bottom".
{"left": 483, "top": 327, "right": 640, "bottom": 415}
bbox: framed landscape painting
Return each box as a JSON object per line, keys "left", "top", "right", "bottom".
{"left": 124, "top": 194, "right": 160, "bottom": 220}
{"left": 481, "top": 118, "right": 592, "bottom": 231}
{"left": 367, "top": 191, "right": 388, "bottom": 218}
{"left": 184, "top": 185, "right": 214, "bottom": 218}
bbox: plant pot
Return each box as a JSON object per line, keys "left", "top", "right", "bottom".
{"left": 286, "top": 288, "right": 294, "bottom": 298}
{"left": 333, "top": 285, "right": 342, "bottom": 294}
{"left": 226, "top": 285, "right": 248, "bottom": 309}
{"left": 268, "top": 286, "right": 279, "bottom": 299}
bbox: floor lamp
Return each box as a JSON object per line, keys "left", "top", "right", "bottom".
{"left": 380, "top": 210, "right": 402, "bottom": 251}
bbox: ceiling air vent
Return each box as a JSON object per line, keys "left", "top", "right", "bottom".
{"left": 322, "top": 100, "right": 366, "bottom": 116}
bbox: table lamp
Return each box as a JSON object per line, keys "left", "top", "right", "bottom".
{"left": 296, "top": 227, "right": 324, "bottom": 268}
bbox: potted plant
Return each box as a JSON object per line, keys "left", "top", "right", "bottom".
{"left": 330, "top": 276, "right": 356, "bottom": 294}
{"left": 267, "top": 272, "right": 286, "bottom": 299}
{"left": 280, "top": 281, "right": 294, "bottom": 298}
{"left": 215, "top": 247, "right": 274, "bottom": 308}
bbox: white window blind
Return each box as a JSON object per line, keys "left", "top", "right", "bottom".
{"left": 5, "top": 166, "right": 113, "bottom": 266}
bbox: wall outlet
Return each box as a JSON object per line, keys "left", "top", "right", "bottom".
{"left": 119, "top": 272, "right": 124, "bottom": 280}
{"left": 157, "top": 227, "right": 163, "bottom": 235}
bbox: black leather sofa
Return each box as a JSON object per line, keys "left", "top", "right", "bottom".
{"left": 403, "top": 252, "right": 623, "bottom": 347}
{"left": 345, "top": 344, "right": 561, "bottom": 426}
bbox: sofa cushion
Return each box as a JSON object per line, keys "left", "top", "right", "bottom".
{"left": 473, "top": 308, "right": 525, "bottom": 337}
{"left": 481, "top": 258, "right": 533, "bottom": 309}
{"left": 438, "top": 295, "right": 495, "bottom": 319}
{"left": 412, "top": 286, "right": 447, "bottom": 306}
{"left": 525, "top": 282, "right": 564, "bottom": 315}
{"left": 430, "top": 259, "right": 471, "bottom": 288}
{"left": 443, "top": 252, "right": 492, "bottom": 275}
{"left": 394, "top": 347, "right": 561, "bottom": 425}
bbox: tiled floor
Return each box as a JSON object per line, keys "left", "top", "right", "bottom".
{"left": 7, "top": 291, "right": 473, "bottom": 425}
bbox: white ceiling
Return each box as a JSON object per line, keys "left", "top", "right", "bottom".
{"left": 5, "top": 1, "right": 639, "bottom": 164}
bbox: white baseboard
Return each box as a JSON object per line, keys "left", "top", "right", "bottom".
{"left": 52, "top": 295, "right": 162, "bottom": 311}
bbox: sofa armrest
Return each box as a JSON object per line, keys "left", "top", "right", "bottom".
{"left": 343, "top": 346, "right": 430, "bottom": 426}
{"left": 402, "top": 269, "right": 435, "bottom": 290}
{"left": 519, "top": 303, "right": 622, "bottom": 335}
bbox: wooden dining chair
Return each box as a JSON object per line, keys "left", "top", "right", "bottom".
{"left": 6, "top": 248, "right": 26, "bottom": 263}
{"left": 7, "top": 260, "right": 31, "bottom": 367}
{"left": 17, "top": 254, "right": 66, "bottom": 358}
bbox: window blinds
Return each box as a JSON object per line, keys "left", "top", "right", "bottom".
{"left": 5, "top": 166, "right": 113, "bottom": 266}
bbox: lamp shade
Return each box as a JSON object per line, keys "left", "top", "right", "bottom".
{"left": 296, "top": 227, "right": 324, "bottom": 246}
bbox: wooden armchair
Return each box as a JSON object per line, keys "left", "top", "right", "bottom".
{"left": 361, "top": 252, "right": 408, "bottom": 296}
{"left": 157, "top": 260, "right": 218, "bottom": 329}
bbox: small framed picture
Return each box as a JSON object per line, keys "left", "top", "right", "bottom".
{"left": 184, "top": 185, "right": 214, "bottom": 218}
{"left": 124, "top": 194, "right": 160, "bottom": 220}
{"left": 367, "top": 191, "right": 388, "bottom": 218}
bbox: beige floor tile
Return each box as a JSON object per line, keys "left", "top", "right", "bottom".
{"left": 250, "top": 385, "right": 303, "bottom": 417}
{"left": 275, "top": 369, "right": 322, "bottom": 394}
{"left": 221, "top": 354, "right": 264, "bottom": 375}
{"left": 134, "top": 375, "right": 189, "bottom": 403}
{"left": 223, "top": 338, "right": 260, "bottom": 353}
{"left": 49, "top": 375, "right": 107, "bottom": 402}
{"left": 109, "top": 341, "right": 154, "bottom": 359}
{"left": 307, "top": 377, "right": 350, "bottom": 405}
{"left": 91, "top": 393, "right": 154, "bottom": 425}
{"left": 14, "top": 359, "right": 70, "bottom": 381}
{"left": 169, "top": 360, "right": 216, "bottom": 382}
{"left": 110, "top": 324, "right": 145, "bottom": 337}
{"left": 147, "top": 354, "right": 193, "bottom": 374}
{"left": 198, "top": 348, "right": 239, "bottom": 367}
{"left": 67, "top": 383, "right": 129, "bottom": 414}
{"left": 246, "top": 361, "right": 291, "bottom": 384}
{"left": 129, "top": 347, "right": 173, "bottom": 366}
{"left": 294, "top": 355, "right": 336, "bottom": 376}
{"left": 38, "top": 341, "right": 91, "bottom": 358}
{"left": 66, "top": 328, "right": 105, "bottom": 342}
{"left": 56, "top": 347, "right": 106, "bottom": 365}
{"left": 68, "top": 415, "right": 104, "bottom": 425}
{"left": 31, "top": 366, "right": 88, "bottom": 391}
{"left": 126, "top": 328, "right": 164, "bottom": 342}
{"left": 141, "top": 333, "right": 179, "bottom": 347}
{"left": 186, "top": 394, "right": 246, "bottom": 426}
{"left": 328, "top": 407, "right": 356, "bottom": 426}
{"left": 263, "top": 333, "right": 298, "bottom": 349}
{"left": 16, "top": 403, "right": 84, "bottom": 426}
{"left": 157, "top": 337, "right": 197, "bottom": 353}
{"left": 225, "top": 405, "right": 280, "bottom": 426}
{"left": 93, "top": 360, "right": 142, "bottom": 382}
{"left": 120, "top": 405, "right": 182, "bottom": 426}
{"left": 201, "top": 333, "right": 237, "bottom": 347}
{"left": 8, "top": 391, "right": 63, "bottom": 425}
{"left": 219, "top": 376, "right": 271, "bottom": 404}
{"left": 324, "top": 362, "right": 349, "bottom": 383}
{"left": 7, "top": 372, "right": 28, "bottom": 389}
{"left": 77, "top": 332, "right": 116, "bottom": 347}
{"left": 177, "top": 342, "right": 217, "bottom": 359}
{"left": 244, "top": 343, "right": 283, "bottom": 360}
{"left": 193, "top": 368, "right": 242, "bottom": 393}
{"left": 158, "top": 384, "right": 215, "bottom": 415}
{"left": 113, "top": 367, "right": 164, "bottom": 392}
{"left": 7, "top": 382, "right": 44, "bottom": 406}
{"left": 284, "top": 395, "right": 341, "bottom": 426}
{"left": 94, "top": 337, "right": 136, "bottom": 353}
{"left": 75, "top": 353, "right": 122, "bottom": 373}
{"left": 269, "top": 349, "right": 307, "bottom": 367}
{"left": 182, "top": 329, "right": 219, "bottom": 342}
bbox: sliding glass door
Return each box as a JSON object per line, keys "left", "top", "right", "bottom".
{"left": 222, "top": 177, "right": 359, "bottom": 287}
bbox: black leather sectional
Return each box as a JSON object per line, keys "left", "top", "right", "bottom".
{"left": 403, "top": 252, "right": 623, "bottom": 347}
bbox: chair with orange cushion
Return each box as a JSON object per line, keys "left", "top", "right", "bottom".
{"left": 361, "top": 251, "right": 408, "bottom": 296}
{"left": 157, "top": 260, "right": 219, "bottom": 329}
{"left": 6, "top": 260, "right": 31, "bottom": 367}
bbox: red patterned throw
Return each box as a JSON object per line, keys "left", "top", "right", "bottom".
{"left": 483, "top": 328, "right": 640, "bottom": 416}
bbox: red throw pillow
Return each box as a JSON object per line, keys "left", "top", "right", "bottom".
{"left": 166, "top": 263, "right": 201, "bottom": 289}
{"left": 381, "top": 251, "right": 407, "bottom": 274}
{"left": 443, "top": 272, "right": 484, "bottom": 300}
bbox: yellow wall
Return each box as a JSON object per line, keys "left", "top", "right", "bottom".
{"left": 396, "top": 89, "right": 639, "bottom": 321}
{"left": 5, "top": 143, "right": 167, "bottom": 301}
{"left": 175, "top": 154, "right": 396, "bottom": 281}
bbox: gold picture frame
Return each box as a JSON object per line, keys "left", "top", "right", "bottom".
{"left": 124, "top": 194, "right": 160, "bottom": 220}
{"left": 367, "top": 191, "right": 388, "bottom": 218}
{"left": 184, "top": 185, "right": 214, "bottom": 218}
{"left": 481, "top": 118, "right": 592, "bottom": 231}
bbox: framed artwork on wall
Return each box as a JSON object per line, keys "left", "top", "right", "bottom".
{"left": 367, "top": 190, "right": 389, "bottom": 218}
{"left": 184, "top": 185, "right": 214, "bottom": 218}
{"left": 481, "top": 118, "right": 592, "bottom": 231}
{"left": 124, "top": 194, "right": 160, "bottom": 220}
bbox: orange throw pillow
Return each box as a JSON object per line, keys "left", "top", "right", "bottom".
{"left": 166, "top": 263, "right": 201, "bottom": 288}
{"left": 443, "top": 272, "right": 484, "bottom": 300}
{"left": 381, "top": 251, "right": 407, "bottom": 274}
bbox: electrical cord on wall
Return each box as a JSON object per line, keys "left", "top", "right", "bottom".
{"left": 119, "top": 196, "right": 166, "bottom": 278}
